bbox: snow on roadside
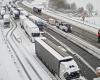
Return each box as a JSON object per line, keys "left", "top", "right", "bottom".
{"left": 85, "top": 17, "right": 100, "bottom": 27}
{"left": 0, "top": 24, "right": 22, "bottom": 80}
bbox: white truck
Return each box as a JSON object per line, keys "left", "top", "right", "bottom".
{"left": 12, "top": 10, "right": 20, "bottom": 19}
{"left": 1, "top": 9, "right": 5, "bottom": 18}
{"left": 35, "top": 38, "right": 80, "bottom": 80}
{"left": 20, "top": 17, "right": 40, "bottom": 42}
{"left": 3, "top": 14, "right": 10, "bottom": 28}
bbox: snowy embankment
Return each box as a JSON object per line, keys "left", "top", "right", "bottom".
{"left": 0, "top": 21, "right": 23, "bottom": 80}
{"left": 22, "top": 0, "right": 99, "bottom": 34}
{"left": 12, "top": 23, "right": 53, "bottom": 80}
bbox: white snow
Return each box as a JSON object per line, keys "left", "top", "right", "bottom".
{"left": 85, "top": 17, "right": 100, "bottom": 27}
{"left": 0, "top": 21, "right": 22, "bottom": 80}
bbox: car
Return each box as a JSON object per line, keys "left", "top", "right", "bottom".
{"left": 33, "top": 7, "right": 41, "bottom": 14}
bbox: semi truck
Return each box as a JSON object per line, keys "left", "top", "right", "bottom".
{"left": 3, "top": 14, "right": 10, "bottom": 28}
{"left": 7, "top": 4, "right": 11, "bottom": 11}
{"left": 12, "top": 10, "right": 20, "bottom": 19}
{"left": 28, "top": 15, "right": 46, "bottom": 31}
{"left": 35, "top": 38, "right": 80, "bottom": 80}
{"left": 20, "top": 17, "right": 40, "bottom": 42}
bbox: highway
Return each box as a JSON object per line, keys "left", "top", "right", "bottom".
{"left": 18, "top": 2, "right": 100, "bottom": 49}
{"left": 43, "top": 28, "right": 99, "bottom": 80}
{"left": 17, "top": 2, "right": 100, "bottom": 80}
{"left": 0, "top": 1, "right": 99, "bottom": 80}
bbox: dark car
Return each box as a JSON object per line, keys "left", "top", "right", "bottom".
{"left": 33, "top": 7, "right": 41, "bottom": 15}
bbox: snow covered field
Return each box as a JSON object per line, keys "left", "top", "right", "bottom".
{"left": 0, "top": 21, "right": 22, "bottom": 80}
{"left": 85, "top": 17, "right": 100, "bottom": 27}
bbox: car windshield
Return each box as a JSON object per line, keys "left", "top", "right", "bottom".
{"left": 36, "top": 21, "right": 44, "bottom": 26}
{"left": 66, "top": 58, "right": 73, "bottom": 61}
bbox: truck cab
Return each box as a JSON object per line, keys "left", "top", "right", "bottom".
{"left": 28, "top": 15, "right": 45, "bottom": 31}
{"left": 60, "top": 56, "right": 80, "bottom": 80}
{"left": 3, "top": 14, "right": 10, "bottom": 28}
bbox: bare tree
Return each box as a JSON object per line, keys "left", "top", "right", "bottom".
{"left": 77, "top": 7, "right": 84, "bottom": 14}
{"left": 65, "top": 3, "right": 70, "bottom": 9}
{"left": 48, "top": 0, "right": 67, "bottom": 9}
{"left": 56, "top": 0, "right": 66, "bottom": 8}
{"left": 86, "top": 3, "right": 94, "bottom": 16}
{"left": 70, "top": 3, "right": 77, "bottom": 10}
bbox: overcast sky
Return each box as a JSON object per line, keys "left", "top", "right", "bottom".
{"left": 67, "top": 0, "right": 100, "bottom": 13}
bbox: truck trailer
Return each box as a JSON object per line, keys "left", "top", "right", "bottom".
{"left": 12, "top": 10, "right": 20, "bottom": 19}
{"left": 35, "top": 38, "right": 80, "bottom": 80}
{"left": 20, "top": 17, "right": 40, "bottom": 42}
{"left": 28, "top": 15, "right": 46, "bottom": 31}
